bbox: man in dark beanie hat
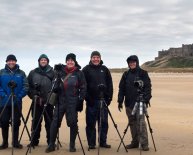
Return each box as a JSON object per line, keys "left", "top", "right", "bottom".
{"left": 82, "top": 51, "right": 113, "bottom": 149}
{"left": 90, "top": 51, "right": 101, "bottom": 58}
{"left": 118, "top": 55, "right": 152, "bottom": 151}
{"left": 6, "top": 54, "right": 17, "bottom": 62}
{"left": 0, "top": 54, "right": 28, "bottom": 149}
{"left": 27, "top": 54, "right": 54, "bottom": 147}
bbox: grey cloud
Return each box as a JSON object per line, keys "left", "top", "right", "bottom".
{"left": 0, "top": 0, "right": 193, "bottom": 69}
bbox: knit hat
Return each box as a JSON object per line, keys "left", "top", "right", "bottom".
{"left": 66, "top": 53, "right": 76, "bottom": 62}
{"left": 38, "top": 54, "right": 49, "bottom": 63}
{"left": 66, "top": 53, "right": 81, "bottom": 69}
{"left": 90, "top": 51, "right": 101, "bottom": 58}
{"left": 6, "top": 54, "right": 17, "bottom": 62}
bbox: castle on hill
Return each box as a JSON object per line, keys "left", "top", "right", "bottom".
{"left": 155, "top": 44, "right": 193, "bottom": 60}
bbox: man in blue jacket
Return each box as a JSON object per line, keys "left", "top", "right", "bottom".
{"left": 0, "top": 54, "right": 29, "bottom": 149}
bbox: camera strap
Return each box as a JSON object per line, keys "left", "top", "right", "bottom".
{"left": 62, "top": 73, "right": 72, "bottom": 83}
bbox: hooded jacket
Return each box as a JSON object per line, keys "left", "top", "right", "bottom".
{"left": 0, "top": 64, "right": 29, "bottom": 107}
{"left": 27, "top": 65, "right": 54, "bottom": 102}
{"left": 118, "top": 55, "right": 152, "bottom": 108}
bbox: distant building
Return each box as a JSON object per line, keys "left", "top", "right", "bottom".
{"left": 155, "top": 44, "right": 193, "bottom": 60}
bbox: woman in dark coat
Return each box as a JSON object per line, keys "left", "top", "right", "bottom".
{"left": 45, "top": 53, "right": 87, "bottom": 153}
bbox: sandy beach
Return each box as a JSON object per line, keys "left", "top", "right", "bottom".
{"left": 1, "top": 73, "right": 193, "bottom": 155}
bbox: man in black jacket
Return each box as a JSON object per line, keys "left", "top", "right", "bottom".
{"left": 82, "top": 51, "right": 113, "bottom": 149}
{"left": 118, "top": 55, "right": 152, "bottom": 151}
{"left": 27, "top": 54, "right": 54, "bottom": 146}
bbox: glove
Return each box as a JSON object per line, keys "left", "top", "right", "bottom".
{"left": 144, "top": 100, "right": 150, "bottom": 108}
{"left": 118, "top": 102, "right": 123, "bottom": 112}
{"left": 106, "top": 98, "right": 112, "bottom": 106}
{"left": 76, "top": 100, "right": 84, "bottom": 112}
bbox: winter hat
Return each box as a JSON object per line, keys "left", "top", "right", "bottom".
{"left": 90, "top": 51, "right": 101, "bottom": 58}
{"left": 38, "top": 54, "right": 49, "bottom": 63}
{"left": 66, "top": 53, "right": 81, "bottom": 69}
{"left": 126, "top": 55, "right": 139, "bottom": 64}
{"left": 66, "top": 53, "right": 76, "bottom": 62}
{"left": 6, "top": 54, "right": 17, "bottom": 62}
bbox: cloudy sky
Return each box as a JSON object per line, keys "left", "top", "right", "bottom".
{"left": 0, "top": 0, "right": 193, "bottom": 73}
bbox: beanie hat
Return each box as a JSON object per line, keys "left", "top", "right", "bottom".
{"left": 126, "top": 55, "right": 139, "bottom": 64}
{"left": 66, "top": 53, "right": 76, "bottom": 62}
{"left": 90, "top": 51, "right": 101, "bottom": 58}
{"left": 66, "top": 53, "right": 81, "bottom": 69}
{"left": 6, "top": 54, "right": 17, "bottom": 62}
{"left": 38, "top": 54, "right": 49, "bottom": 63}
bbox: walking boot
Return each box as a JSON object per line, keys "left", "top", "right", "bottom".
{"left": 126, "top": 143, "right": 139, "bottom": 149}
{"left": 69, "top": 126, "right": 77, "bottom": 152}
{"left": 45, "top": 144, "right": 55, "bottom": 153}
{"left": 142, "top": 145, "right": 149, "bottom": 151}
{"left": 0, "top": 128, "right": 9, "bottom": 150}
{"left": 13, "top": 128, "right": 23, "bottom": 149}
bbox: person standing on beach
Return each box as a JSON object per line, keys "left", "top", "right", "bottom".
{"left": 45, "top": 53, "right": 87, "bottom": 153}
{"left": 0, "top": 54, "right": 28, "bottom": 149}
{"left": 82, "top": 51, "right": 113, "bottom": 149}
{"left": 27, "top": 54, "right": 54, "bottom": 147}
{"left": 117, "top": 55, "right": 152, "bottom": 151}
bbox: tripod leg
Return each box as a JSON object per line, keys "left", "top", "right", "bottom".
{"left": 98, "top": 100, "right": 103, "bottom": 155}
{"left": 77, "top": 126, "right": 85, "bottom": 155}
{"left": 145, "top": 115, "right": 157, "bottom": 151}
{"left": 117, "top": 122, "right": 130, "bottom": 152}
{"left": 104, "top": 102, "right": 128, "bottom": 152}
{"left": 0, "top": 95, "right": 11, "bottom": 119}
{"left": 20, "top": 113, "right": 31, "bottom": 141}
{"left": 11, "top": 95, "right": 14, "bottom": 155}
{"left": 19, "top": 104, "right": 32, "bottom": 143}
{"left": 13, "top": 100, "right": 31, "bottom": 142}
{"left": 26, "top": 104, "right": 50, "bottom": 155}
{"left": 45, "top": 108, "right": 62, "bottom": 147}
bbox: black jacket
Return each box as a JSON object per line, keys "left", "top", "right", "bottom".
{"left": 82, "top": 61, "right": 113, "bottom": 105}
{"left": 56, "top": 66, "right": 87, "bottom": 106}
{"left": 28, "top": 65, "right": 55, "bottom": 102}
{"left": 118, "top": 58, "right": 152, "bottom": 109}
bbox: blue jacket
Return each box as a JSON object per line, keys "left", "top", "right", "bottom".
{"left": 0, "top": 64, "right": 29, "bottom": 107}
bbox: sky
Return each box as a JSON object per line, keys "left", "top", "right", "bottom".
{"left": 0, "top": 0, "right": 193, "bottom": 74}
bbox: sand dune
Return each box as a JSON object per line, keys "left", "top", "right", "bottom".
{"left": 1, "top": 73, "right": 193, "bottom": 155}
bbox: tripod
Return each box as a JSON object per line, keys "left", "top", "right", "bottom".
{"left": 77, "top": 125, "right": 86, "bottom": 155}
{"left": 131, "top": 91, "right": 157, "bottom": 155}
{"left": 97, "top": 84, "right": 128, "bottom": 155}
{"left": 25, "top": 74, "right": 62, "bottom": 155}
{"left": 0, "top": 81, "right": 30, "bottom": 155}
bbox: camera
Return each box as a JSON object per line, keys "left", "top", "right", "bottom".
{"left": 8, "top": 80, "right": 17, "bottom": 89}
{"left": 54, "top": 64, "right": 64, "bottom": 72}
{"left": 34, "top": 83, "right": 40, "bottom": 91}
{"left": 97, "top": 84, "right": 106, "bottom": 99}
{"left": 134, "top": 80, "right": 144, "bottom": 88}
{"left": 97, "top": 84, "right": 106, "bottom": 92}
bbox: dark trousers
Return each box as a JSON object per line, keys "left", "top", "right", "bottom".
{"left": 0, "top": 105, "right": 22, "bottom": 144}
{"left": 31, "top": 102, "right": 53, "bottom": 145}
{"left": 86, "top": 100, "right": 109, "bottom": 146}
{"left": 49, "top": 103, "right": 78, "bottom": 146}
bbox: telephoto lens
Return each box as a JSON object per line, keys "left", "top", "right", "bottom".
{"left": 8, "top": 80, "right": 17, "bottom": 89}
